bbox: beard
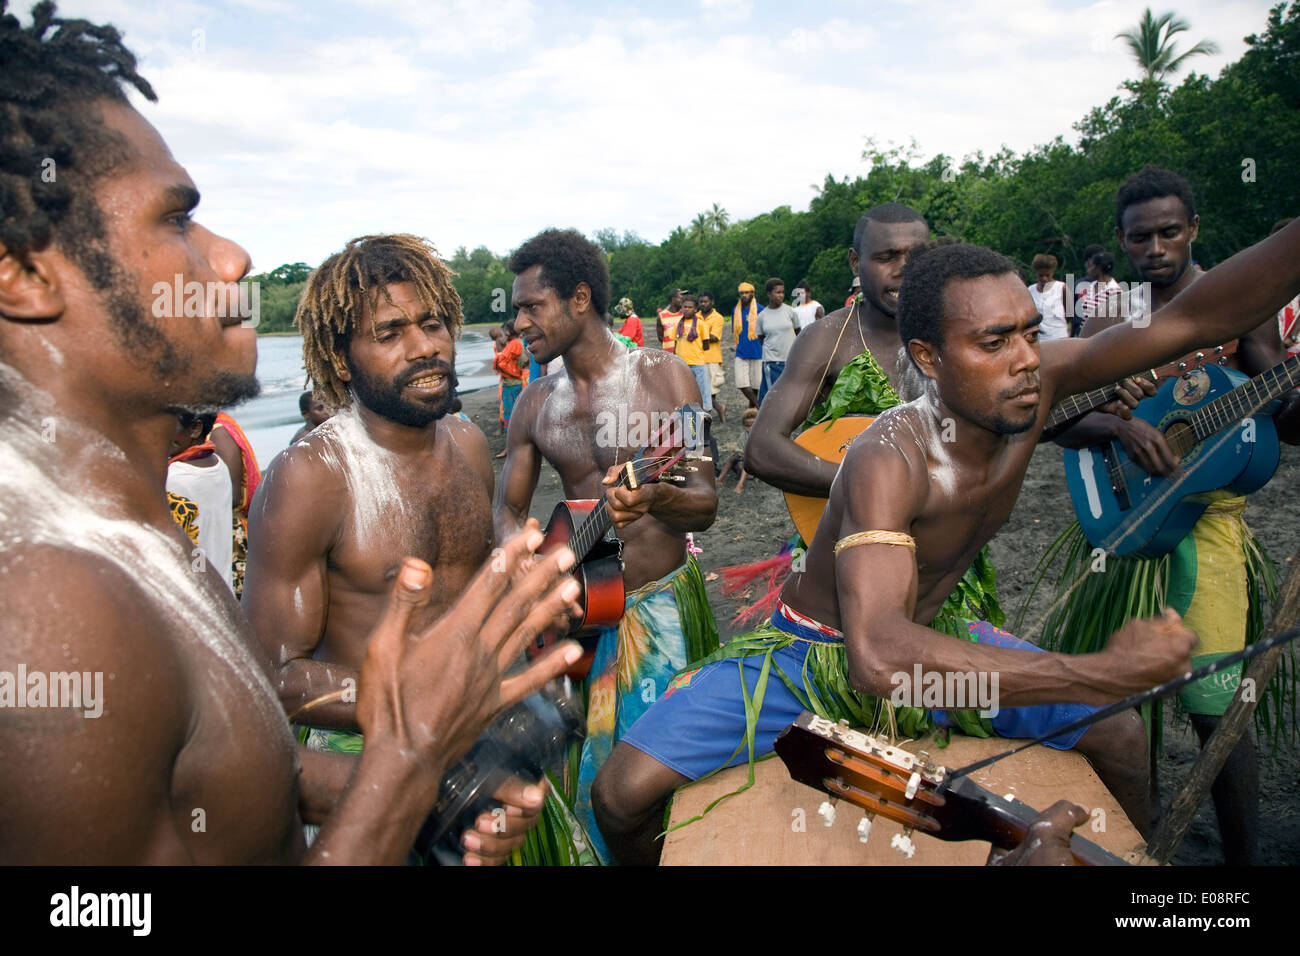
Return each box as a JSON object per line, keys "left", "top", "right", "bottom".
{"left": 99, "top": 256, "right": 260, "bottom": 409}
{"left": 1144, "top": 257, "right": 1189, "bottom": 289}
{"left": 986, "top": 412, "right": 1038, "bottom": 435}
{"left": 348, "top": 356, "right": 458, "bottom": 427}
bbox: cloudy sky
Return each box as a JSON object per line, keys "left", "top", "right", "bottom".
{"left": 56, "top": 0, "right": 1274, "bottom": 271}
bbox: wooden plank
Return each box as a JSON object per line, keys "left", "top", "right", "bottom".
{"left": 661, "top": 733, "right": 1143, "bottom": 865}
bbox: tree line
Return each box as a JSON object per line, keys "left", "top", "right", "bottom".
{"left": 252, "top": 3, "right": 1299, "bottom": 334}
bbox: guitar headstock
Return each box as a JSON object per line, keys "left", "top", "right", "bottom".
{"left": 773, "top": 711, "right": 1128, "bottom": 864}
{"left": 774, "top": 712, "right": 952, "bottom": 854}
{"left": 625, "top": 403, "right": 710, "bottom": 488}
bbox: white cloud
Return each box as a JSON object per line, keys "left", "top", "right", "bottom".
{"left": 57, "top": 0, "right": 1278, "bottom": 270}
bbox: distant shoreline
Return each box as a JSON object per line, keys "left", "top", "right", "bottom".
{"left": 256, "top": 322, "right": 500, "bottom": 337}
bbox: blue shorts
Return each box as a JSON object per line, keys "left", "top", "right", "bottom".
{"left": 621, "top": 615, "right": 1099, "bottom": 781}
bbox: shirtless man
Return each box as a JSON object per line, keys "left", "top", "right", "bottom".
{"left": 1053, "top": 165, "right": 1300, "bottom": 864}
{"left": 0, "top": 4, "right": 580, "bottom": 864}
{"left": 494, "top": 228, "right": 720, "bottom": 860}
{"left": 243, "top": 236, "right": 551, "bottom": 863}
{"left": 745, "top": 203, "right": 929, "bottom": 495}
{"left": 290, "top": 390, "right": 332, "bottom": 445}
{"left": 593, "top": 226, "right": 1300, "bottom": 864}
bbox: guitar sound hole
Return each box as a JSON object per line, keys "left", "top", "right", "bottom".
{"left": 1164, "top": 420, "right": 1194, "bottom": 458}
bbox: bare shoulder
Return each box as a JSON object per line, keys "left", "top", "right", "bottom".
{"left": 0, "top": 544, "right": 191, "bottom": 860}
{"left": 514, "top": 372, "right": 562, "bottom": 425}
{"left": 248, "top": 431, "right": 346, "bottom": 541}
{"left": 839, "top": 404, "right": 928, "bottom": 505}
{"left": 263, "top": 427, "right": 346, "bottom": 498}
{"left": 0, "top": 543, "right": 185, "bottom": 682}
{"left": 442, "top": 415, "right": 493, "bottom": 492}
{"left": 629, "top": 347, "right": 695, "bottom": 398}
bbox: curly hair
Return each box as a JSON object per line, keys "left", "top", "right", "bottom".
{"left": 507, "top": 228, "right": 610, "bottom": 317}
{"left": 897, "top": 240, "right": 1016, "bottom": 366}
{"left": 1116, "top": 164, "right": 1196, "bottom": 230}
{"left": 1, "top": 1, "right": 156, "bottom": 288}
{"left": 296, "top": 234, "right": 462, "bottom": 410}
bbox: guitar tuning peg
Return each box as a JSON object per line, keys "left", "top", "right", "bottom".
{"left": 890, "top": 828, "right": 916, "bottom": 859}
{"left": 905, "top": 770, "right": 921, "bottom": 801}
{"left": 856, "top": 814, "right": 873, "bottom": 844}
{"left": 817, "top": 800, "right": 837, "bottom": 827}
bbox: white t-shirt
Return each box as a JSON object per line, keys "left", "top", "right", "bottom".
{"left": 794, "top": 301, "right": 823, "bottom": 327}
{"left": 757, "top": 304, "right": 802, "bottom": 363}
{"left": 167, "top": 456, "right": 234, "bottom": 593}
{"left": 1027, "top": 280, "right": 1068, "bottom": 339}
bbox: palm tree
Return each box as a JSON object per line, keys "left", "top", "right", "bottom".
{"left": 706, "top": 203, "right": 730, "bottom": 233}
{"left": 1116, "top": 8, "right": 1220, "bottom": 83}
{"left": 689, "top": 213, "right": 709, "bottom": 243}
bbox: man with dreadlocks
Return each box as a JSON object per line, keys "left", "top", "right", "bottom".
{"left": 496, "top": 228, "right": 721, "bottom": 862}
{"left": 242, "top": 234, "right": 570, "bottom": 864}
{"left": 593, "top": 228, "right": 1300, "bottom": 864}
{"left": 0, "top": 1, "right": 582, "bottom": 864}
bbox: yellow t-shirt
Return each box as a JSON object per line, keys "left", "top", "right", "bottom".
{"left": 671, "top": 314, "right": 708, "bottom": 365}
{"left": 699, "top": 309, "right": 725, "bottom": 364}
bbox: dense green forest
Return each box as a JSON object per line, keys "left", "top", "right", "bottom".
{"left": 253, "top": 3, "right": 1300, "bottom": 334}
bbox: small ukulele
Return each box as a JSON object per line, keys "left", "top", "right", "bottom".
{"left": 533, "top": 403, "right": 708, "bottom": 678}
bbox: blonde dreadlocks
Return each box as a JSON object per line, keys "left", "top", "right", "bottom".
{"left": 297, "top": 234, "right": 463, "bottom": 409}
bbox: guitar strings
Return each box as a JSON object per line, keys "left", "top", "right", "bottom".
{"left": 1018, "top": 376, "right": 1288, "bottom": 641}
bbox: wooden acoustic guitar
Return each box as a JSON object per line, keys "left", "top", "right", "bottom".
{"left": 774, "top": 711, "right": 1127, "bottom": 865}
{"left": 532, "top": 403, "right": 707, "bottom": 679}
{"left": 781, "top": 343, "right": 1237, "bottom": 544}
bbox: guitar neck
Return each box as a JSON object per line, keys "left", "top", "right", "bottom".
{"left": 1044, "top": 369, "right": 1158, "bottom": 431}
{"left": 946, "top": 777, "right": 1126, "bottom": 866}
{"left": 571, "top": 501, "right": 614, "bottom": 561}
{"left": 1190, "top": 352, "right": 1300, "bottom": 444}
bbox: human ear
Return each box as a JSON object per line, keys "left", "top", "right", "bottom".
{"left": 908, "top": 339, "right": 939, "bottom": 381}
{"left": 572, "top": 282, "right": 591, "bottom": 314}
{"left": 0, "top": 244, "right": 66, "bottom": 323}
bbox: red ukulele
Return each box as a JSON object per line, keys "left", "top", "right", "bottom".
{"left": 533, "top": 403, "right": 709, "bottom": 679}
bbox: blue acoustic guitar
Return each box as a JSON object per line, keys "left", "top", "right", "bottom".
{"left": 1065, "top": 352, "right": 1299, "bottom": 557}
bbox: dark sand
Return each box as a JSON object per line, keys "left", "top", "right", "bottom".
{"left": 459, "top": 333, "right": 1300, "bottom": 865}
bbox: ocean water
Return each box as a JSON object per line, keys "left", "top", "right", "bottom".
{"left": 236, "top": 331, "right": 496, "bottom": 469}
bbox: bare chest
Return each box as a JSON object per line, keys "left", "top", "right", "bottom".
{"left": 535, "top": 380, "right": 659, "bottom": 499}
{"left": 911, "top": 443, "right": 1033, "bottom": 590}
{"left": 329, "top": 450, "right": 493, "bottom": 595}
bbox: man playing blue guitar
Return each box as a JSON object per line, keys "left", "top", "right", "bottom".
{"left": 1050, "top": 165, "right": 1300, "bottom": 865}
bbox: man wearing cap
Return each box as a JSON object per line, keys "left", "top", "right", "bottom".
{"left": 844, "top": 274, "right": 861, "bottom": 308}
{"left": 657, "top": 289, "right": 685, "bottom": 352}
{"left": 733, "top": 281, "right": 764, "bottom": 408}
